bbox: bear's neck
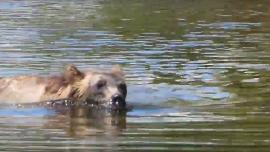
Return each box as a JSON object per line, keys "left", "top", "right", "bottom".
{"left": 42, "top": 75, "right": 90, "bottom": 102}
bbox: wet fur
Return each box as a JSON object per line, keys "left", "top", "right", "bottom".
{"left": 0, "top": 65, "right": 126, "bottom": 105}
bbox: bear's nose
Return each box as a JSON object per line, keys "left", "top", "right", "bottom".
{"left": 111, "top": 94, "right": 126, "bottom": 108}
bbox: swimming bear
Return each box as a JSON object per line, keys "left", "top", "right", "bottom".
{"left": 0, "top": 65, "right": 127, "bottom": 109}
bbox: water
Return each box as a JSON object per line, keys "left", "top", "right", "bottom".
{"left": 0, "top": 0, "right": 270, "bottom": 151}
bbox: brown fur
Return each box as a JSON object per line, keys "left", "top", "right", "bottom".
{"left": 44, "top": 76, "right": 67, "bottom": 94}
{"left": 0, "top": 65, "right": 127, "bottom": 106}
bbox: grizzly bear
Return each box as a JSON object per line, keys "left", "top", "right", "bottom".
{"left": 0, "top": 65, "right": 127, "bottom": 109}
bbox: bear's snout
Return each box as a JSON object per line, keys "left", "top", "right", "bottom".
{"left": 111, "top": 94, "right": 126, "bottom": 108}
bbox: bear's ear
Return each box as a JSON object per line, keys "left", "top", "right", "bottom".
{"left": 64, "top": 64, "right": 84, "bottom": 83}
{"left": 111, "top": 65, "right": 124, "bottom": 77}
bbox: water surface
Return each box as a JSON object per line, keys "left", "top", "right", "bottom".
{"left": 0, "top": 0, "right": 270, "bottom": 151}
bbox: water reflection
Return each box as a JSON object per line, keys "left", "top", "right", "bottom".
{"left": 50, "top": 107, "right": 127, "bottom": 137}
{"left": 0, "top": 106, "right": 126, "bottom": 136}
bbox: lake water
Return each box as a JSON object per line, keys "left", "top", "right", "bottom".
{"left": 0, "top": 0, "right": 270, "bottom": 151}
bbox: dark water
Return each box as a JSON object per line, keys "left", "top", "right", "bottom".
{"left": 0, "top": 0, "right": 270, "bottom": 151}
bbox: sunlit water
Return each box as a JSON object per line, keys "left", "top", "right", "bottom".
{"left": 0, "top": 0, "right": 270, "bottom": 151}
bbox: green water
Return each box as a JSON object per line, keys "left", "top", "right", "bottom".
{"left": 0, "top": 0, "right": 270, "bottom": 151}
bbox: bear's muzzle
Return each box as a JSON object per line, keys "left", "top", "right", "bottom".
{"left": 111, "top": 94, "right": 126, "bottom": 109}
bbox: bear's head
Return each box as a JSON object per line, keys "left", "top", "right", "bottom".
{"left": 64, "top": 65, "right": 127, "bottom": 109}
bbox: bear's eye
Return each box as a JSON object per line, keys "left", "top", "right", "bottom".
{"left": 96, "top": 80, "right": 107, "bottom": 89}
